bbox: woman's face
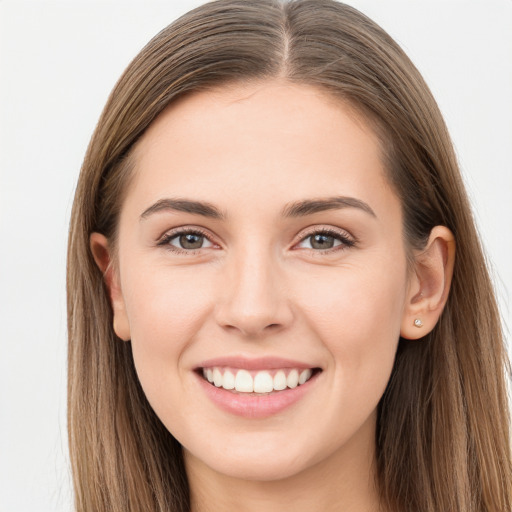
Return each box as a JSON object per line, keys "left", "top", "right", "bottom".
{"left": 108, "top": 81, "right": 412, "bottom": 481}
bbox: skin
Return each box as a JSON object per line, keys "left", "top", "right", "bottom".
{"left": 91, "top": 80, "right": 455, "bottom": 512}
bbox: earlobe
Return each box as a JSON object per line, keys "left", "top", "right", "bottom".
{"left": 90, "top": 232, "right": 131, "bottom": 341}
{"left": 400, "top": 226, "right": 455, "bottom": 340}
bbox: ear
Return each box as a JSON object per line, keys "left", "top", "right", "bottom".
{"left": 90, "top": 232, "right": 131, "bottom": 341}
{"left": 400, "top": 226, "right": 455, "bottom": 340}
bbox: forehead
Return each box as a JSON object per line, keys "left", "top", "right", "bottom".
{"left": 125, "top": 80, "right": 398, "bottom": 220}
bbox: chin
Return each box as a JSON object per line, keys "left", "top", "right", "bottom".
{"left": 183, "top": 431, "right": 320, "bottom": 482}
{"left": 204, "top": 453, "right": 312, "bottom": 482}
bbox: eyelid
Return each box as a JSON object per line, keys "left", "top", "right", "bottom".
{"left": 292, "top": 225, "right": 356, "bottom": 251}
{"left": 157, "top": 226, "right": 220, "bottom": 253}
{"left": 155, "top": 224, "right": 356, "bottom": 255}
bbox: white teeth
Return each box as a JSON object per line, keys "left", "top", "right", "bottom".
{"left": 202, "top": 366, "right": 315, "bottom": 393}
{"left": 273, "top": 370, "right": 287, "bottom": 391}
{"left": 235, "top": 369, "right": 254, "bottom": 392}
{"left": 299, "top": 368, "right": 312, "bottom": 385}
{"left": 213, "top": 368, "right": 223, "bottom": 387}
{"left": 222, "top": 370, "right": 235, "bottom": 390}
{"left": 253, "top": 371, "right": 274, "bottom": 393}
{"left": 287, "top": 369, "right": 299, "bottom": 388}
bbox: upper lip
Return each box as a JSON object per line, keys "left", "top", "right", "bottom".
{"left": 196, "top": 356, "right": 320, "bottom": 371}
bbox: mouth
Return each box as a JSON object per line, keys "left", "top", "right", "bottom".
{"left": 194, "top": 356, "right": 323, "bottom": 417}
{"left": 198, "top": 366, "right": 322, "bottom": 395}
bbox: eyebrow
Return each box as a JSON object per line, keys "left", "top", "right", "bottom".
{"left": 282, "top": 196, "right": 376, "bottom": 218}
{"left": 140, "top": 198, "right": 226, "bottom": 220}
{"left": 140, "top": 195, "right": 376, "bottom": 221}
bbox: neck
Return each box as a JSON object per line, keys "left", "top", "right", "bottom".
{"left": 185, "top": 414, "right": 383, "bottom": 512}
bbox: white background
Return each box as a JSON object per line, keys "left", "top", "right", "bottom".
{"left": 0, "top": 1, "right": 511, "bottom": 511}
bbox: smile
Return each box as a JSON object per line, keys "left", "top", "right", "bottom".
{"left": 201, "top": 367, "right": 316, "bottom": 394}
{"left": 194, "top": 359, "right": 322, "bottom": 418}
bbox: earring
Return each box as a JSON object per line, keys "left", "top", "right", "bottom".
{"left": 414, "top": 319, "right": 423, "bottom": 328}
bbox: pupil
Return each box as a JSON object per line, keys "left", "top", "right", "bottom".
{"left": 180, "top": 233, "right": 203, "bottom": 249}
{"left": 311, "top": 234, "right": 334, "bottom": 249}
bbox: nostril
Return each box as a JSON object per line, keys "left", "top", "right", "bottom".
{"left": 220, "top": 320, "right": 284, "bottom": 337}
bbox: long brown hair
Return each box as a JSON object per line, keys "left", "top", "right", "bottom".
{"left": 67, "top": 1, "right": 512, "bottom": 510}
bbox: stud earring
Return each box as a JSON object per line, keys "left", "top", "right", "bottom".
{"left": 414, "top": 319, "right": 423, "bottom": 328}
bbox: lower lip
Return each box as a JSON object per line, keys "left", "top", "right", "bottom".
{"left": 195, "top": 371, "right": 320, "bottom": 419}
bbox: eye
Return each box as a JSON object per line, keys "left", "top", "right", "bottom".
{"left": 158, "top": 229, "right": 216, "bottom": 252}
{"left": 295, "top": 228, "right": 355, "bottom": 252}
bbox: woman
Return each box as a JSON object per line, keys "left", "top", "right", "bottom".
{"left": 67, "top": 0, "right": 512, "bottom": 510}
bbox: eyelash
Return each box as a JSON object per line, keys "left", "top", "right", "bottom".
{"left": 157, "top": 226, "right": 356, "bottom": 255}
{"left": 294, "top": 227, "right": 356, "bottom": 254}
{"left": 157, "top": 227, "right": 215, "bottom": 255}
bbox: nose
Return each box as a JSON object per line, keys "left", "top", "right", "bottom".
{"left": 214, "top": 246, "right": 293, "bottom": 338}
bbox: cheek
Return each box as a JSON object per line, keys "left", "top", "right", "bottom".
{"left": 120, "top": 264, "right": 215, "bottom": 388}
{"left": 125, "top": 263, "right": 213, "bottom": 334}
{"left": 291, "top": 258, "right": 407, "bottom": 397}
{"left": 296, "top": 257, "right": 406, "bottom": 336}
